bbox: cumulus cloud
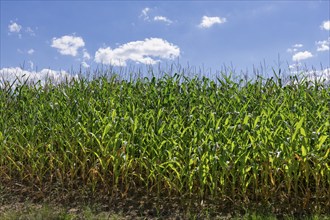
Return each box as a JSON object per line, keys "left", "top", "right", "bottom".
{"left": 27, "top": 49, "right": 35, "bottom": 55}
{"left": 320, "top": 20, "right": 330, "bottom": 31}
{"left": 316, "top": 38, "right": 330, "bottom": 52}
{"left": 94, "top": 38, "right": 180, "bottom": 66}
{"left": 8, "top": 22, "right": 37, "bottom": 38}
{"left": 28, "top": 61, "right": 34, "bottom": 70}
{"left": 8, "top": 22, "right": 22, "bottom": 33}
{"left": 81, "top": 61, "right": 90, "bottom": 68}
{"left": 17, "top": 48, "right": 35, "bottom": 55}
{"left": 302, "top": 68, "right": 330, "bottom": 85}
{"left": 0, "top": 67, "right": 78, "bottom": 88}
{"left": 25, "top": 27, "right": 36, "bottom": 36}
{"left": 293, "top": 44, "right": 303, "bottom": 48}
{"left": 292, "top": 51, "right": 313, "bottom": 62}
{"left": 83, "top": 49, "right": 91, "bottom": 60}
{"left": 140, "top": 7, "right": 150, "bottom": 20}
{"left": 140, "top": 7, "right": 173, "bottom": 25}
{"left": 312, "top": 68, "right": 330, "bottom": 83}
{"left": 288, "top": 62, "right": 302, "bottom": 70}
{"left": 51, "top": 35, "right": 85, "bottom": 56}
{"left": 287, "top": 68, "right": 330, "bottom": 85}
{"left": 154, "top": 16, "right": 172, "bottom": 24}
{"left": 80, "top": 49, "right": 91, "bottom": 68}
{"left": 287, "top": 43, "right": 303, "bottom": 53}
{"left": 287, "top": 48, "right": 297, "bottom": 53}
{"left": 199, "top": 16, "right": 227, "bottom": 28}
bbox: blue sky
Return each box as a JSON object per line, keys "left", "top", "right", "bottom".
{"left": 1, "top": 1, "right": 329, "bottom": 80}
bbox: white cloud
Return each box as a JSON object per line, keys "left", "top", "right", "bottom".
{"left": 316, "top": 38, "right": 330, "bottom": 52}
{"left": 199, "top": 16, "right": 227, "bottom": 28}
{"left": 0, "top": 67, "right": 78, "bottom": 88}
{"left": 287, "top": 43, "right": 303, "bottom": 53}
{"left": 25, "top": 27, "right": 36, "bottom": 36}
{"left": 303, "top": 68, "right": 330, "bottom": 85}
{"left": 292, "top": 51, "right": 313, "bottom": 62}
{"left": 83, "top": 49, "right": 91, "bottom": 60}
{"left": 8, "top": 22, "right": 36, "bottom": 38}
{"left": 154, "top": 16, "right": 172, "bottom": 24}
{"left": 51, "top": 35, "right": 85, "bottom": 56}
{"left": 8, "top": 22, "right": 22, "bottom": 33}
{"left": 313, "top": 68, "right": 330, "bottom": 82}
{"left": 320, "top": 20, "right": 330, "bottom": 31}
{"left": 287, "top": 68, "right": 330, "bottom": 85}
{"left": 27, "top": 49, "right": 35, "bottom": 55}
{"left": 288, "top": 62, "right": 302, "bottom": 70}
{"left": 17, "top": 48, "right": 35, "bottom": 55}
{"left": 293, "top": 44, "right": 303, "bottom": 48}
{"left": 140, "top": 7, "right": 150, "bottom": 20}
{"left": 94, "top": 38, "right": 180, "bottom": 66}
{"left": 80, "top": 49, "right": 91, "bottom": 68}
{"left": 81, "top": 62, "right": 90, "bottom": 68}
{"left": 287, "top": 48, "right": 298, "bottom": 53}
{"left": 28, "top": 61, "right": 34, "bottom": 70}
{"left": 140, "top": 8, "right": 172, "bottom": 25}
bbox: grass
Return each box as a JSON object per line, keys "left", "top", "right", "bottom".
{"left": 0, "top": 204, "right": 122, "bottom": 220}
{"left": 0, "top": 66, "right": 329, "bottom": 218}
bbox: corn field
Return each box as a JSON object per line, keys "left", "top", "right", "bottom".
{"left": 0, "top": 69, "right": 329, "bottom": 214}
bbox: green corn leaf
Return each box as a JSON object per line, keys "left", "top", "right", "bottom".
{"left": 301, "top": 145, "right": 307, "bottom": 157}
{"left": 224, "top": 117, "right": 230, "bottom": 126}
{"left": 243, "top": 114, "right": 249, "bottom": 125}
{"left": 296, "top": 117, "right": 304, "bottom": 130}
{"left": 245, "top": 166, "right": 251, "bottom": 173}
{"left": 300, "top": 127, "right": 306, "bottom": 137}
{"left": 323, "top": 148, "right": 330, "bottom": 160}
{"left": 253, "top": 116, "right": 260, "bottom": 128}
{"left": 111, "top": 109, "right": 117, "bottom": 121}
{"left": 292, "top": 117, "right": 305, "bottom": 141}
{"left": 90, "top": 132, "right": 102, "bottom": 149}
{"left": 157, "top": 122, "right": 166, "bottom": 135}
{"left": 102, "top": 123, "right": 111, "bottom": 140}
{"left": 317, "top": 135, "right": 328, "bottom": 150}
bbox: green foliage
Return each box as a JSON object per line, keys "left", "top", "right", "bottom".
{"left": 0, "top": 70, "right": 329, "bottom": 211}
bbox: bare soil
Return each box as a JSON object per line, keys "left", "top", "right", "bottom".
{"left": 1, "top": 180, "right": 329, "bottom": 219}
